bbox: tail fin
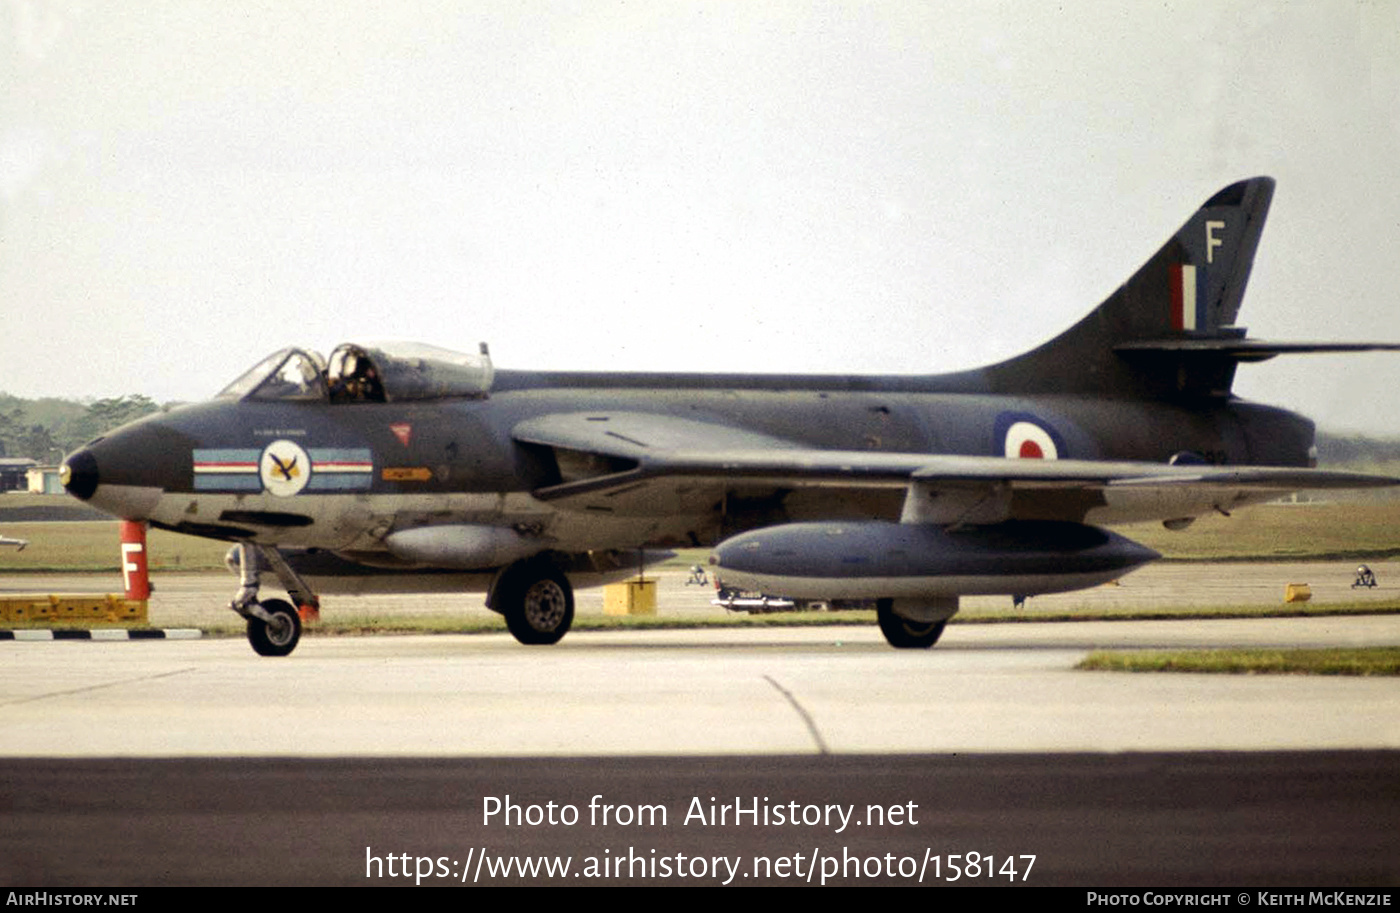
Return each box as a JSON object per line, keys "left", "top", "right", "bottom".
{"left": 982, "top": 176, "right": 1275, "bottom": 398}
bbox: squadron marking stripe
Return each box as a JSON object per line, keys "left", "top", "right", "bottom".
{"left": 306, "top": 479, "right": 372, "bottom": 492}
{"left": 312, "top": 461, "right": 373, "bottom": 472}
{"left": 193, "top": 448, "right": 262, "bottom": 476}
{"left": 193, "top": 456, "right": 260, "bottom": 488}
{"left": 194, "top": 476, "right": 261, "bottom": 491}
{"left": 309, "top": 448, "right": 373, "bottom": 460}
{"left": 192, "top": 446, "right": 373, "bottom": 493}
{"left": 193, "top": 462, "right": 260, "bottom": 473}
{"left": 305, "top": 448, "right": 374, "bottom": 490}
{"left": 308, "top": 449, "right": 373, "bottom": 474}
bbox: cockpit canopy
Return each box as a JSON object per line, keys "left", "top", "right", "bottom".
{"left": 218, "top": 341, "right": 494, "bottom": 403}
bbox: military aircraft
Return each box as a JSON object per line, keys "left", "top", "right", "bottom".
{"left": 60, "top": 176, "right": 1399, "bottom": 656}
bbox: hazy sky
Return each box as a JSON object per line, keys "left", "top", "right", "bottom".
{"left": 3, "top": 1, "right": 1398, "bottom": 434}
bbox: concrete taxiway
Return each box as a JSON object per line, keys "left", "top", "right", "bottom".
{"left": 3, "top": 615, "right": 1398, "bottom": 756}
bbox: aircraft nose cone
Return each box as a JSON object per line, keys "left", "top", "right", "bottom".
{"left": 58, "top": 416, "right": 196, "bottom": 520}
{"left": 61, "top": 449, "right": 100, "bottom": 500}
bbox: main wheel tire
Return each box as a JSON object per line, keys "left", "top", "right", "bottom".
{"left": 247, "top": 598, "right": 302, "bottom": 657}
{"left": 876, "top": 598, "right": 946, "bottom": 649}
{"left": 500, "top": 563, "right": 574, "bottom": 645}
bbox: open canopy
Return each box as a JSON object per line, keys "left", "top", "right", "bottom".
{"left": 218, "top": 341, "right": 494, "bottom": 403}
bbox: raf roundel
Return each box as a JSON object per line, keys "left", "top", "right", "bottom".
{"left": 1002, "top": 421, "right": 1059, "bottom": 460}
{"left": 260, "top": 440, "right": 312, "bottom": 497}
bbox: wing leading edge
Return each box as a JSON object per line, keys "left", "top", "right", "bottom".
{"left": 514, "top": 412, "right": 1397, "bottom": 524}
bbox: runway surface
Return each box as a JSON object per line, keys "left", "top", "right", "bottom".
{"left": 3, "top": 566, "right": 1398, "bottom": 886}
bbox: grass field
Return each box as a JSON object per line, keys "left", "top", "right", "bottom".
{"left": 0, "top": 519, "right": 231, "bottom": 571}
{"left": 1077, "top": 647, "right": 1400, "bottom": 676}
{"left": 1116, "top": 498, "right": 1400, "bottom": 561}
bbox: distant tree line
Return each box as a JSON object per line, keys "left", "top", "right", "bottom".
{"left": 1313, "top": 431, "right": 1400, "bottom": 467}
{"left": 0, "top": 394, "right": 161, "bottom": 461}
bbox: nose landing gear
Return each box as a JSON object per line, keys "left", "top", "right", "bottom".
{"left": 245, "top": 598, "right": 302, "bottom": 657}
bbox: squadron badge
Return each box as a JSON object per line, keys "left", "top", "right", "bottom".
{"left": 260, "top": 440, "right": 312, "bottom": 497}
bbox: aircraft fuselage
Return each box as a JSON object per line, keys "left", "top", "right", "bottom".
{"left": 67, "top": 369, "right": 1314, "bottom": 562}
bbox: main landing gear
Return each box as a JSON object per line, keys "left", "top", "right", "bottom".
{"left": 228, "top": 542, "right": 321, "bottom": 657}
{"left": 489, "top": 556, "right": 575, "bottom": 645}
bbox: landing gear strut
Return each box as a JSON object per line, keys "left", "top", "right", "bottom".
{"left": 490, "top": 556, "right": 575, "bottom": 645}
{"left": 228, "top": 542, "right": 321, "bottom": 657}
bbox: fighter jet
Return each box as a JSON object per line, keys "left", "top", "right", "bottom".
{"left": 60, "top": 177, "right": 1399, "bottom": 655}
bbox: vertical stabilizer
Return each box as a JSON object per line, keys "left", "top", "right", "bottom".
{"left": 981, "top": 177, "right": 1275, "bottom": 398}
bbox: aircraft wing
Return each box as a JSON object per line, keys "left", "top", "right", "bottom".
{"left": 513, "top": 412, "right": 1397, "bottom": 517}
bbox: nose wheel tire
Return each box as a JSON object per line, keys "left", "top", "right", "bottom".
{"left": 499, "top": 563, "right": 574, "bottom": 645}
{"left": 876, "top": 599, "right": 946, "bottom": 649}
{"left": 247, "top": 598, "right": 302, "bottom": 656}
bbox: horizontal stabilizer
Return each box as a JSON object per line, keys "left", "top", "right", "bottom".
{"left": 1116, "top": 338, "right": 1400, "bottom": 364}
